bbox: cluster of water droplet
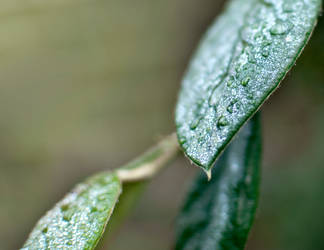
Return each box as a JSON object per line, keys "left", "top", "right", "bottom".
{"left": 175, "top": 0, "right": 320, "bottom": 168}
{"left": 22, "top": 173, "right": 120, "bottom": 249}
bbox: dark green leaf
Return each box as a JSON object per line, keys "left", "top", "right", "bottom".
{"left": 176, "top": 114, "right": 262, "bottom": 250}
{"left": 175, "top": 0, "right": 321, "bottom": 172}
{"left": 22, "top": 172, "right": 121, "bottom": 250}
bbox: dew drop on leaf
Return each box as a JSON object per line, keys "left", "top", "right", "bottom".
{"left": 217, "top": 116, "right": 228, "bottom": 128}
{"left": 283, "top": 3, "right": 294, "bottom": 13}
{"left": 262, "top": 49, "right": 270, "bottom": 57}
{"left": 248, "top": 53, "right": 256, "bottom": 63}
{"left": 227, "top": 80, "right": 233, "bottom": 87}
{"left": 190, "top": 117, "right": 202, "bottom": 130}
{"left": 227, "top": 106, "right": 233, "bottom": 114}
{"left": 247, "top": 93, "right": 254, "bottom": 100}
{"left": 175, "top": 0, "right": 321, "bottom": 169}
{"left": 98, "top": 194, "right": 107, "bottom": 201}
{"left": 227, "top": 102, "right": 235, "bottom": 113}
{"left": 61, "top": 204, "right": 70, "bottom": 212}
{"left": 63, "top": 211, "right": 73, "bottom": 222}
{"left": 270, "top": 20, "right": 292, "bottom": 35}
{"left": 241, "top": 77, "right": 251, "bottom": 86}
{"left": 22, "top": 172, "right": 122, "bottom": 249}
{"left": 91, "top": 206, "right": 98, "bottom": 213}
{"left": 262, "top": 0, "right": 274, "bottom": 6}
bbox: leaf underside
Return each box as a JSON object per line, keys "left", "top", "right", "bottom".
{"left": 22, "top": 172, "right": 121, "bottom": 250}
{"left": 176, "top": 114, "right": 262, "bottom": 250}
{"left": 175, "top": 0, "right": 321, "bottom": 171}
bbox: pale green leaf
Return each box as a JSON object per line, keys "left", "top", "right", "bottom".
{"left": 22, "top": 172, "right": 121, "bottom": 250}
{"left": 22, "top": 134, "right": 179, "bottom": 250}
{"left": 175, "top": 0, "right": 321, "bottom": 172}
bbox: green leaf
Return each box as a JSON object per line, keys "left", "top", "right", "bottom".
{"left": 175, "top": 0, "right": 321, "bottom": 172}
{"left": 175, "top": 114, "right": 262, "bottom": 250}
{"left": 22, "top": 134, "right": 179, "bottom": 250}
{"left": 22, "top": 172, "right": 122, "bottom": 250}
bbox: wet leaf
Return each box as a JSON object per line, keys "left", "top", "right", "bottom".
{"left": 175, "top": 0, "right": 321, "bottom": 172}
{"left": 22, "top": 134, "right": 179, "bottom": 250}
{"left": 176, "top": 114, "right": 262, "bottom": 250}
{"left": 22, "top": 172, "right": 121, "bottom": 250}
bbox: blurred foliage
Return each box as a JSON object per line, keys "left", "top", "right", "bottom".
{"left": 0, "top": 1, "right": 323, "bottom": 250}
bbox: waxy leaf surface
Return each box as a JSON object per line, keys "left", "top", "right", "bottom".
{"left": 176, "top": 114, "right": 261, "bottom": 250}
{"left": 22, "top": 172, "right": 121, "bottom": 250}
{"left": 176, "top": 0, "right": 321, "bottom": 171}
{"left": 22, "top": 134, "right": 179, "bottom": 249}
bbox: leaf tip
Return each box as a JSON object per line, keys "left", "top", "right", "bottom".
{"left": 204, "top": 169, "right": 212, "bottom": 181}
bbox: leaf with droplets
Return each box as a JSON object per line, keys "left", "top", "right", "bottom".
{"left": 176, "top": 114, "right": 262, "bottom": 250}
{"left": 22, "top": 134, "right": 179, "bottom": 250}
{"left": 22, "top": 172, "right": 122, "bottom": 250}
{"left": 175, "top": 0, "right": 321, "bottom": 173}
{"left": 96, "top": 133, "right": 179, "bottom": 247}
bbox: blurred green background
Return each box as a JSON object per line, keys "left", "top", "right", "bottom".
{"left": 0, "top": 1, "right": 323, "bottom": 249}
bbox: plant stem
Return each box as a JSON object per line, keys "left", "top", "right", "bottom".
{"left": 116, "top": 133, "right": 180, "bottom": 182}
{"left": 97, "top": 133, "right": 180, "bottom": 249}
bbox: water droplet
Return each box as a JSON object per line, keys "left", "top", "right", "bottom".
{"left": 226, "top": 80, "right": 233, "bottom": 87}
{"left": 283, "top": 3, "right": 293, "bottom": 12}
{"left": 242, "top": 28, "right": 253, "bottom": 45}
{"left": 262, "top": 0, "right": 273, "bottom": 6}
{"left": 227, "top": 105, "right": 233, "bottom": 114}
{"left": 243, "top": 64, "right": 250, "bottom": 71}
{"left": 241, "top": 77, "right": 250, "bottom": 86}
{"left": 217, "top": 116, "right": 228, "bottom": 128}
{"left": 61, "top": 204, "right": 69, "bottom": 211}
{"left": 254, "top": 31, "right": 263, "bottom": 40}
{"left": 42, "top": 227, "right": 48, "bottom": 234}
{"left": 178, "top": 136, "right": 187, "bottom": 144}
{"left": 248, "top": 53, "right": 256, "bottom": 63}
{"left": 190, "top": 100, "right": 206, "bottom": 129}
{"left": 261, "top": 40, "right": 271, "bottom": 57}
{"left": 226, "top": 101, "right": 237, "bottom": 114}
{"left": 270, "top": 21, "right": 292, "bottom": 35}
{"left": 247, "top": 93, "right": 254, "bottom": 100}
{"left": 98, "top": 194, "right": 107, "bottom": 201}
{"left": 190, "top": 116, "right": 202, "bottom": 130}
{"left": 63, "top": 210, "right": 74, "bottom": 222}
{"left": 91, "top": 206, "right": 98, "bottom": 213}
{"left": 262, "top": 49, "right": 269, "bottom": 57}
